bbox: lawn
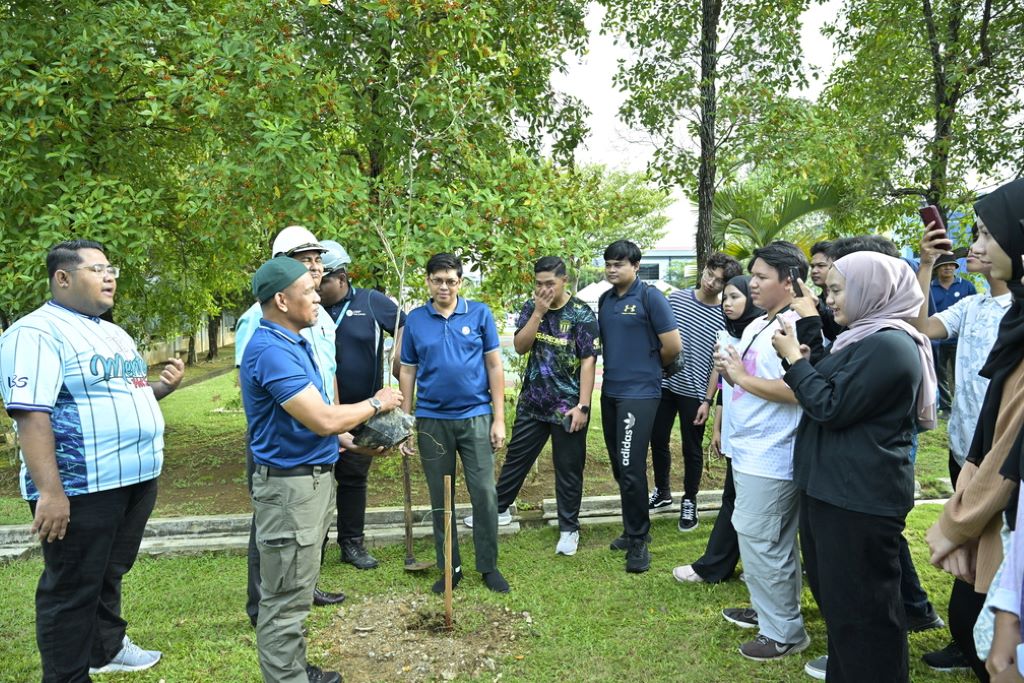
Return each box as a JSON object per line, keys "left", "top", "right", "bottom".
{"left": 0, "top": 507, "right": 972, "bottom": 682}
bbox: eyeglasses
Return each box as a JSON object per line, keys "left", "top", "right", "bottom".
{"left": 69, "top": 264, "right": 120, "bottom": 278}
{"left": 428, "top": 277, "right": 461, "bottom": 288}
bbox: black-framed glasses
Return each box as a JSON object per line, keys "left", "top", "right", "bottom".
{"left": 69, "top": 264, "right": 120, "bottom": 278}
{"left": 428, "top": 277, "right": 461, "bottom": 288}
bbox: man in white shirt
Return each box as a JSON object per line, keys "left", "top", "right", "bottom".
{"left": 714, "top": 241, "right": 823, "bottom": 662}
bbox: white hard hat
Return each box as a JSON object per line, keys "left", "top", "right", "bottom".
{"left": 320, "top": 240, "right": 351, "bottom": 274}
{"left": 271, "top": 225, "right": 326, "bottom": 257}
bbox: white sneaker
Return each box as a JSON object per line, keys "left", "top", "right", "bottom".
{"left": 556, "top": 531, "right": 579, "bottom": 556}
{"left": 464, "top": 509, "right": 513, "bottom": 528}
{"left": 89, "top": 636, "right": 161, "bottom": 674}
{"left": 672, "top": 564, "right": 705, "bottom": 583}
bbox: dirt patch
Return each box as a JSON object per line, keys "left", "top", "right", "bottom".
{"left": 317, "top": 592, "right": 529, "bottom": 682}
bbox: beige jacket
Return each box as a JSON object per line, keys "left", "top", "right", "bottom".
{"left": 938, "top": 360, "right": 1024, "bottom": 593}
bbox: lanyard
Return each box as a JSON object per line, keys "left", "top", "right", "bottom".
{"left": 333, "top": 290, "right": 355, "bottom": 329}
{"left": 741, "top": 305, "right": 791, "bottom": 359}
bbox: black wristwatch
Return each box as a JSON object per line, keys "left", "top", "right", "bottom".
{"left": 702, "top": 397, "right": 714, "bottom": 406}
{"left": 576, "top": 404, "right": 590, "bottom": 414}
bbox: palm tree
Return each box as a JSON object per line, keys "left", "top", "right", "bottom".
{"left": 711, "top": 182, "right": 845, "bottom": 260}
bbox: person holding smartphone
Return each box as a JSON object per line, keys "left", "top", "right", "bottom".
{"left": 466, "top": 257, "right": 599, "bottom": 557}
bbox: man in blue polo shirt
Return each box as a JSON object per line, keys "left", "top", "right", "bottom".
{"left": 235, "top": 225, "right": 346, "bottom": 625}
{"left": 398, "top": 253, "right": 510, "bottom": 594}
{"left": 241, "top": 256, "right": 402, "bottom": 683}
{"left": 929, "top": 253, "right": 976, "bottom": 416}
{"left": 598, "top": 239, "right": 682, "bottom": 573}
{"left": 317, "top": 241, "right": 406, "bottom": 570}
{"left": 0, "top": 240, "right": 184, "bottom": 680}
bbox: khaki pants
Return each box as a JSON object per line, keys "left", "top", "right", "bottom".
{"left": 252, "top": 466, "right": 334, "bottom": 683}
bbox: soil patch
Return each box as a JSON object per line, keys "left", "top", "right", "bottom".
{"left": 318, "top": 592, "right": 528, "bottom": 682}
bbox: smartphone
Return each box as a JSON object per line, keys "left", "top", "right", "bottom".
{"left": 716, "top": 329, "right": 732, "bottom": 356}
{"left": 788, "top": 266, "right": 803, "bottom": 296}
{"left": 562, "top": 413, "right": 574, "bottom": 433}
{"left": 919, "top": 205, "right": 947, "bottom": 236}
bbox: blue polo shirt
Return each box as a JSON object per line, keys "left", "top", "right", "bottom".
{"left": 931, "top": 277, "right": 977, "bottom": 347}
{"left": 598, "top": 278, "right": 677, "bottom": 399}
{"left": 240, "top": 319, "right": 338, "bottom": 469}
{"left": 401, "top": 297, "right": 500, "bottom": 419}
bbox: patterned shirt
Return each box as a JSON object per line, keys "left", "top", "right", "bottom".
{"left": 514, "top": 296, "right": 600, "bottom": 424}
{"left": 935, "top": 291, "right": 1012, "bottom": 463}
{"left": 663, "top": 289, "right": 726, "bottom": 399}
{"left": 0, "top": 301, "right": 165, "bottom": 499}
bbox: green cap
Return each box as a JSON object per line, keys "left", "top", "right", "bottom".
{"left": 252, "top": 256, "right": 310, "bottom": 304}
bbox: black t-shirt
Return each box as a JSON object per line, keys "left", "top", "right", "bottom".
{"left": 326, "top": 287, "right": 406, "bottom": 404}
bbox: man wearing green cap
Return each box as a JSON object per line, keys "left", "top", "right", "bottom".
{"left": 241, "top": 256, "right": 404, "bottom": 683}
{"left": 236, "top": 226, "right": 346, "bottom": 626}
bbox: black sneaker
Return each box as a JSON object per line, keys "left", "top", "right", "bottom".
{"left": 922, "top": 642, "right": 971, "bottom": 672}
{"left": 648, "top": 487, "right": 673, "bottom": 510}
{"left": 678, "top": 498, "right": 698, "bottom": 532}
{"left": 305, "top": 663, "right": 342, "bottom": 683}
{"left": 431, "top": 569, "right": 462, "bottom": 594}
{"left": 722, "top": 607, "right": 759, "bottom": 629}
{"left": 625, "top": 538, "right": 650, "bottom": 573}
{"left": 340, "top": 538, "right": 379, "bottom": 570}
{"left": 610, "top": 532, "right": 651, "bottom": 551}
{"left": 907, "top": 607, "right": 944, "bottom": 633}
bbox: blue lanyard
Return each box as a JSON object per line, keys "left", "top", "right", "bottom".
{"left": 333, "top": 289, "right": 355, "bottom": 329}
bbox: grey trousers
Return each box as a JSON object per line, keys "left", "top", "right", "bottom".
{"left": 732, "top": 469, "right": 807, "bottom": 645}
{"left": 417, "top": 415, "right": 499, "bottom": 573}
{"left": 252, "top": 466, "right": 335, "bottom": 683}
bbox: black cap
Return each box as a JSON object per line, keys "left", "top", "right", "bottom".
{"left": 252, "top": 256, "right": 309, "bottom": 303}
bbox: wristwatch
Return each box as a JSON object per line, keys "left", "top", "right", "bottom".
{"left": 576, "top": 404, "right": 590, "bottom": 414}
{"left": 702, "top": 397, "right": 714, "bottom": 406}
{"left": 368, "top": 397, "right": 382, "bottom": 415}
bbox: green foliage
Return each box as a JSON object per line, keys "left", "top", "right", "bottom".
{"left": 711, "top": 180, "right": 847, "bottom": 260}
{"left": 821, "top": 0, "right": 1024, "bottom": 219}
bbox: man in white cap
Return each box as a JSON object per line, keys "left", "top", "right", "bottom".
{"left": 235, "top": 226, "right": 346, "bottom": 627}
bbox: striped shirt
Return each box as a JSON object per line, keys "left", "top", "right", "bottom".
{"left": 0, "top": 301, "right": 164, "bottom": 500}
{"left": 663, "top": 289, "right": 726, "bottom": 399}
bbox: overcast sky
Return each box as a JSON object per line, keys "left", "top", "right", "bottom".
{"left": 550, "top": 1, "right": 843, "bottom": 250}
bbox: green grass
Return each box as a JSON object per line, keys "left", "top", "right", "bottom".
{"left": 0, "top": 506, "right": 972, "bottom": 682}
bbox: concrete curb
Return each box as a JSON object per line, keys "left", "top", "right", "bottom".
{"left": 0, "top": 488, "right": 951, "bottom": 563}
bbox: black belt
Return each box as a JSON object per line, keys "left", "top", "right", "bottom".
{"left": 256, "top": 463, "right": 333, "bottom": 478}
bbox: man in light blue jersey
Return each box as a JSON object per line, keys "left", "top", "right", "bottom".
{"left": 234, "top": 225, "right": 346, "bottom": 626}
{"left": 0, "top": 240, "right": 184, "bottom": 681}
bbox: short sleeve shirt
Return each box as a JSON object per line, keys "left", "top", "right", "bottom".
{"left": 514, "top": 296, "right": 600, "bottom": 424}
{"left": 236, "top": 300, "right": 337, "bottom": 403}
{"left": 935, "top": 291, "right": 1012, "bottom": 462}
{"left": 0, "top": 301, "right": 165, "bottom": 500}
{"left": 728, "top": 310, "right": 804, "bottom": 481}
{"left": 401, "top": 297, "right": 500, "bottom": 419}
{"left": 663, "top": 289, "right": 726, "bottom": 399}
{"left": 930, "top": 278, "right": 977, "bottom": 346}
{"left": 240, "top": 319, "right": 338, "bottom": 469}
{"left": 326, "top": 287, "right": 406, "bottom": 404}
{"left": 598, "top": 279, "right": 677, "bottom": 400}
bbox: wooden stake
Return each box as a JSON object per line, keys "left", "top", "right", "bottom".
{"left": 443, "top": 474, "right": 453, "bottom": 629}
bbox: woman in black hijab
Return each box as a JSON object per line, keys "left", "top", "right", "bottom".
{"left": 672, "top": 275, "right": 765, "bottom": 584}
{"left": 925, "top": 178, "right": 1024, "bottom": 681}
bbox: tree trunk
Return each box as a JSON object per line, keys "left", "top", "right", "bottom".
{"left": 187, "top": 334, "right": 197, "bottom": 367}
{"left": 695, "top": 0, "right": 723, "bottom": 278}
{"left": 206, "top": 314, "right": 221, "bottom": 362}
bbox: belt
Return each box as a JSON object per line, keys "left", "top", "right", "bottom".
{"left": 255, "top": 463, "right": 334, "bottom": 478}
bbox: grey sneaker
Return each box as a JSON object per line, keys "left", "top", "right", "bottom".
{"left": 722, "top": 607, "right": 759, "bottom": 629}
{"left": 804, "top": 655, "right": 827, "bottom": 679}
{"left": 89, "top": 636, "right": 161, "bottom": 674}
{"left": 739, "top": 633, "right": 811, "bottom": 661}
{"left": 464, "top": 509, "right": 512, "bottom": 528}
{"left": 556, "top": 530, "right": 579, "bottom": 556}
